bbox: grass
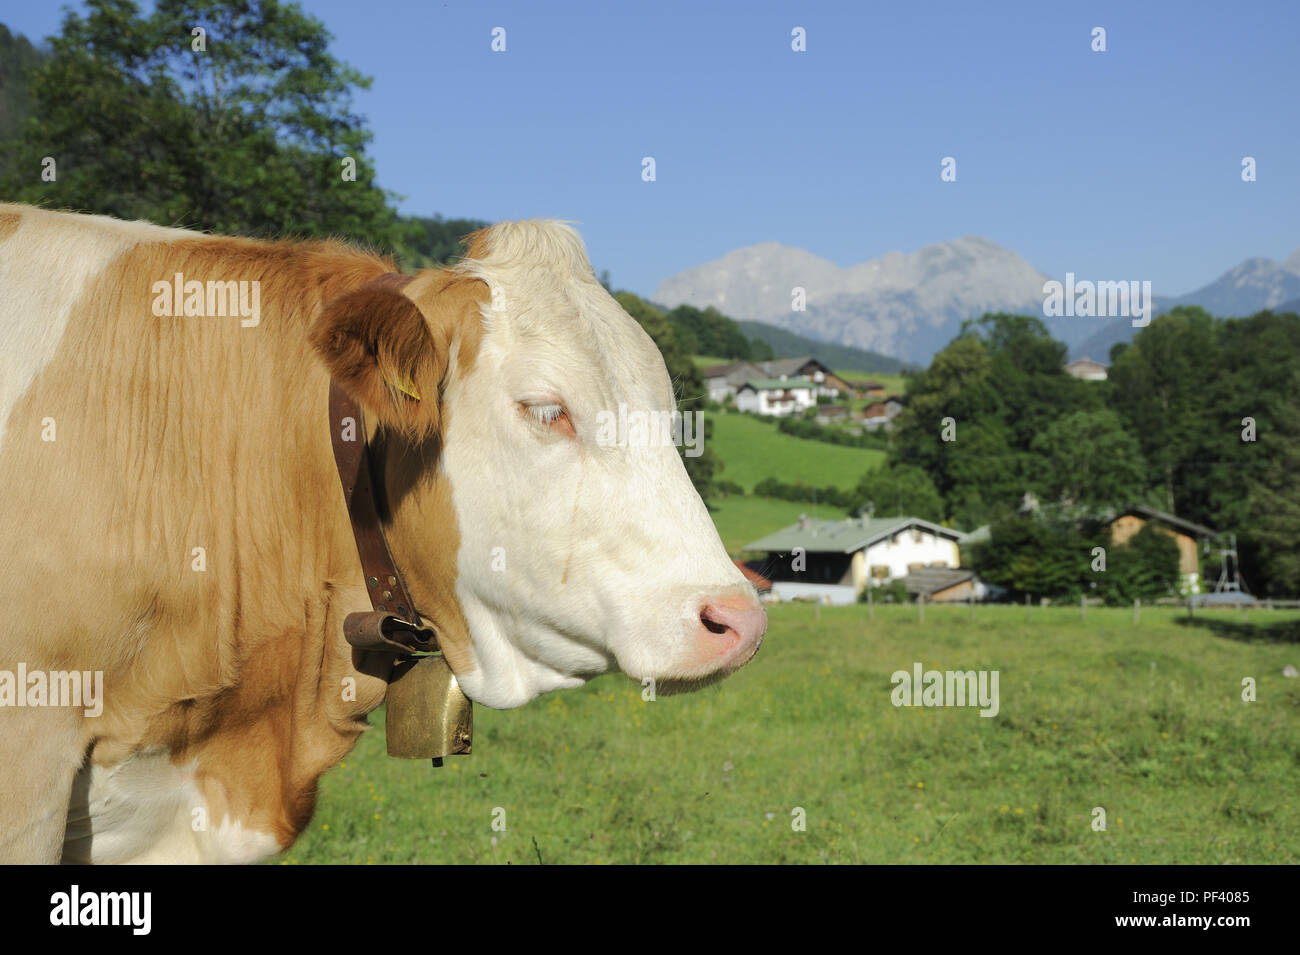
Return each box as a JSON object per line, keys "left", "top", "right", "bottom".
{"left": 708, "top": 493, "right": 845, "bottom": 555}
{"left": 277, "top": 604, "right": 1300, "bottom": 864}
{"left": 836, "top": 370, "right": 908, "bottom": 397}
{"left": 706, "top": 411, "right": 884, "bottom": 492}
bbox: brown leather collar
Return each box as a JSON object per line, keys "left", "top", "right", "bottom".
{"left": 328, "top": 273, "right": 438, "bottom": 657}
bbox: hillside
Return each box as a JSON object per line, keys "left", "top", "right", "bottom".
{"left": 736, "top": 320, "right": 911, "bottom": 373}
{"left": 705, "top": 412, "right": 883, "bottom": 493}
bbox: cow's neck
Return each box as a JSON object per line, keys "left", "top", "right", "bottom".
{"left": 79, "top": 250, "right": 403, "bottom": 856}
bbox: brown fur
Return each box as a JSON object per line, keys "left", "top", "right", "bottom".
{"left": 0, "top": 210, "right": 488, "bottom": 860}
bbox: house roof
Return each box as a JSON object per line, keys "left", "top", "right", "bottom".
{"left": 739, "top": 376, "right": 816, "bottom": 391}
{"left": 1065, "top": 357, "right": 1107, "bottom": 369}
{"left": 755, "top": 356, "right": 828, "bottom": 378}
{"left": 1106, "top": 504, "right": 1218, "bottom": 539}
{"left": 701, "top": 361, "right": 762, "bottom": 383}
{"left": 961, "top": 524, "right": 991, "bottom": 545}
{"left": 745, "top": 516, "right": 966, "bottom": 554}
{"left": 904, "top": 567, "right": 974, "bottom": 597}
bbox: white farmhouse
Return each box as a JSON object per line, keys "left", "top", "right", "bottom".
{"left": 744, "top": 515, "right": 972, "bottom": 603}
{"left": 734, "top": 376, "right": 818, "bottom": 416}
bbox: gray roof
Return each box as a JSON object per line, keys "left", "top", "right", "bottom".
{"left": 701, "top": 361, "right": 763, "bottom": 386}
{"left": 755, "top": 356, "right": 820, "bottom": 378}
{"left": 1106, "top": 505, "right": 1218, "bottom": 539}
{"left": 745, "top": 516, "right": 966, "bottom": 554}
{"left": 904, "top": 567, "right": 974, "bottom": 596}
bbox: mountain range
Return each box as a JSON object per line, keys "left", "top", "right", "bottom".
{"left": 653, "top": 237, "right": 1300, "bottom": 366}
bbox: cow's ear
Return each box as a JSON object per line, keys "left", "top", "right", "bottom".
{"left": 310, "top": 279, "right": 446, "bottom": 439}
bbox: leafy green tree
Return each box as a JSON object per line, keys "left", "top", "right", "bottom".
{"left": 394, "top": 214, "right": 490, "bottom": 270}
{"left": 893, "top": 314, "right": 1107, "bottom": 528}
{"left": 1106, "top": 306, "right": 1300, "bottom": 594}
{"left": 1031, "top": 409, "right": 1145, "bottom": 514}
{"left": 1094, "top": 524, "right": 1181, "bottom": 605}
{"left": 0, "top": 24, "right": 46, "bottom": 177}
{"left": 663, "top": 304, "right": 757, "bottom": 360}
{"left": 614, "top": 292, "right": 721, "bottom": 501}
{"left": 1, "top": 0, "right": 404, "bottom": 247}
{"left": 891, "top": 333, "right": 995, "bottom": 496}
{"left": 1106, "top": 307, "right": 1216, "bottom": 514}
{"left": 849, "top": 463, "right": 945, "bottom": 523}
{"left": 967, "top": 515, "right": 1092, "bottom": 600}
{"left": 1245, "top": 389, "right": 1300, "bottom": 594}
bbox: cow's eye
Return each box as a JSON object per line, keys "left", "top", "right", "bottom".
{"left": 519, "top": 400, "right": 575, "bottom": 439}
{"left": 527, "top": 403, "right": 566, "bottom": 425}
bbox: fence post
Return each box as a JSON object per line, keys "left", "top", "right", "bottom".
{"left": 1133, "top": 598, "right": 1140, "bottom": 626}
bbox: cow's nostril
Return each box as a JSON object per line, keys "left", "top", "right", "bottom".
{"left": 700, "top": 610, "right": 730, "bottom": 635}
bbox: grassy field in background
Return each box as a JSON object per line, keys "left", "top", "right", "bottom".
{"left": 705, "top": 411, "right": 884, "bottom": 491}
{"left": 278, "top": 604, "right": 1300, "bottom": 864}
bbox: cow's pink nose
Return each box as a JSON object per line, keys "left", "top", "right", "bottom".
{"left": 698, "top": 595, "right": 767, "bottom": 666}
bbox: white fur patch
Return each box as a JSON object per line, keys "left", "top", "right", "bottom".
{"left": 63, "top": 748, "right": 281, "bottom": 865}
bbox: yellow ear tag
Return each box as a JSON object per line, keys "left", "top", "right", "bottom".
{"left": 386, "top": 375, "right": 422, "bottom": 401}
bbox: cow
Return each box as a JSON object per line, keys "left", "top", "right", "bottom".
{"left": 0, "top": 203, "right": 766, "bottom": 864}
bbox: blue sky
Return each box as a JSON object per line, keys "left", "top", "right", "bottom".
{"left": 7, "top": 0, "right": 1299, "bottom": 298}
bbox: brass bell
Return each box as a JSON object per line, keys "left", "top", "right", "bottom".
{"left": 385, "top": 653, "right": 473, "bottom": 761}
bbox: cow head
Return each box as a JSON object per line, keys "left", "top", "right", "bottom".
{"left": 311, "top": 221, "right": 765, "bottom": 709}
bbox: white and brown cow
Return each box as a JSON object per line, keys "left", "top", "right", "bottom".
{"left": 0, "top": 203, "right": 765, "bottom": 864}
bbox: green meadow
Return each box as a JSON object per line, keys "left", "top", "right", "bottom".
{"left": 705, "top": 411, "right": 885, "bottom": 492}
{"left": 278, "top": 604, "right": 1300, "bottom": 864}
{"left": 707, "top": 492, "right": 823, "bottom": 554}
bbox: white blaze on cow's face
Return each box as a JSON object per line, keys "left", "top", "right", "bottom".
{"left": 434, "top": 222, "right": 765, "bottom": 708}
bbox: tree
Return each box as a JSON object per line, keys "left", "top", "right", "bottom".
{"left": 1095, "top": 524, "right": 1181, "bottom": 605}
{"left": 1245, "top": 389, "right": 1300, "bottom": 595}
{"left": 1106, "top": 307, "right": 1216, "bottom": 514}
{"left": 614, "top": 292, "right": 721, "bottom": 501}
{"left": 663, "top": 304, "right": 758, "bottom": 361}
{"left": 1, "top": 0, "right": 405, "bottom": 248}
{"left": 892, "top": 314, "right": 1104, "bottom": 528}
{"left": 394, "top": 214, "right": 490, "bottom": 270}
{"left": 849, "top": 464, "right": 945, "bottom": 523}
{"left": 0, "top": 25, "right": 46, "bottom": 178}
{"left": 968, "top": 515, "right": 1091, "bottom": 600}
{"left": 1031, "top": 409, "right": 1145, "bottom": 514}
